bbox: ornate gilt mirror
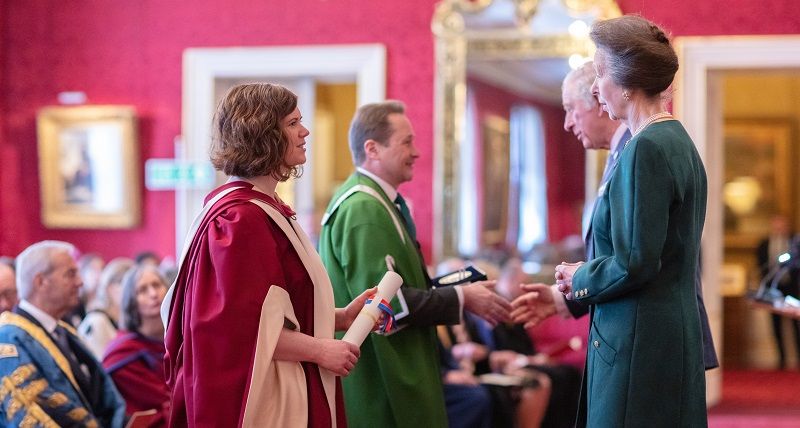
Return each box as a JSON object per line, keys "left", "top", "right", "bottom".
{"left": 431, "top": 0, "right": 621, "bottom": 260}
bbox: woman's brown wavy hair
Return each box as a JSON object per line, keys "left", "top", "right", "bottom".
{"left": 210, "top": 83, "right": 300, "bottom": 181}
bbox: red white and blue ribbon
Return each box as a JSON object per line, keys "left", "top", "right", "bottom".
{"left": 365, "top": 298, "right": 395, "bottom": 334}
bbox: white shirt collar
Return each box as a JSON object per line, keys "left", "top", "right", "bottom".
{"left": 610, "top": 124, "right": 629, "bottom": 152}
{"left": 19, "top": 299, "right": 59, "bottom": 334}
{"left": 356, "top": 167, "right": 398, "bottom": 202}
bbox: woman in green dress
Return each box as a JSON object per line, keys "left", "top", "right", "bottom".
{"left": 554, "top": 15, "right": 708, "bottom": 427}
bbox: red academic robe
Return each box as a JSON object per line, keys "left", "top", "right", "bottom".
{"left": 164, "top": 182, "right": 345, "bottom": 427}
{"left": 103, "top": 331, "right": 170, "bottom": 427}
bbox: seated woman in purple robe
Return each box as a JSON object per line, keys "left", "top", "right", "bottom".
{"left": 103, "top": 264, "right": 170, "bottom": 427}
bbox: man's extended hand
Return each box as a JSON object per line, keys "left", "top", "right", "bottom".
{"left": 510, "top": 283, "right": 557, "bottom": 328}
{"left": 461, "top": 281, "right": 511, "bottom": 327}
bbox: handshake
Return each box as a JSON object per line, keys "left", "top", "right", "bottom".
{"left": 449, "top": 260, "right": 587, "bottom": 328}
{"left": 510, "top": 261, "right": 584, "bottom": 329}
{"left": 461, "top": 281, "right": 513, "bottom": 327}
{"left": 434, "top": 265, "right": 513, "bottom": 326}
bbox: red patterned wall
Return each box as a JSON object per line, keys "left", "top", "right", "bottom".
{"left": 0, "top": 0, "right": 439, "bottom": 260}
{"left": 618, "top": 0, "right": 800, "bottom": 35}
{"left": 1, "top": 0, "right": 800, "bottom": 261}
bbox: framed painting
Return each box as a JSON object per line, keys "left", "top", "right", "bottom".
{"left": 37, "top": 105, "right": 140, "bottom": 229}
{"left": 481, "top": 115, "right": 510, "bottom": 246}
{"left": 723, "top": 118, "right": 793, "bottom": 249}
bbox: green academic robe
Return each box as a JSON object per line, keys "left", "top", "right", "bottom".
{"left": 571, "top": 120, "right": 708, "bottom": 427}
{"left": 319, "top": 173, "right": 450, "bottom": 428}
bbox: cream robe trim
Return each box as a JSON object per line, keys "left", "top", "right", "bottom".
{"left": 161, "top": 186, "right": 337, "bottom": 426}
{"left": 242, "top": 199, "right": 337, "bottom": 428}
{"left": 321, "top": 184, "right": 406, "bottom": 245}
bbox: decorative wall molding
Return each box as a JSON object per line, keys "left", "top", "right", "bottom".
{"left": 674, "top": 34, "right": 800, "bottom": 406}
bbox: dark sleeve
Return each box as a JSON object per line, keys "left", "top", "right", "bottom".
{"left": 572, "top": 138, "right": 674, "bottom": 303}
{"left": 565, "top": 298, "right": 589, "bottom": 318}
{"left": 695, "top": 267, "right": 719, "bottom": 370}
{"left": 396, "top": 285, "right": 460, "bottom": 327}
{"left": 337, "top": 217, "right": 461, "bottom": 327}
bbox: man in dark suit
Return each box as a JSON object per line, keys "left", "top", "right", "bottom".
{"left": 0, "top": 240, "right": 125, "bottom": 427}
{"left": 511, "top": 62, "right": 719, "bottom": 370}
{"left": 757, "top": 215, "right": 800, "bottom": 368}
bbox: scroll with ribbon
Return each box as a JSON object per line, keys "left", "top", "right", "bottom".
{"left": 342, "top": 271, "right": 403, "bottom": 346}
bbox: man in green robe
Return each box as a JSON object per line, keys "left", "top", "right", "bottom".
{"left": 319, "top": 100, "right": 510, "bottom": 427}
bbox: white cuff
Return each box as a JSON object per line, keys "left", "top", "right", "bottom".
{"left": 455, "top": 285, "right": 465, "bottom": 323}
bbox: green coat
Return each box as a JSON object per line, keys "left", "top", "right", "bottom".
{"left": 571, "top": 121, "right": 708, "bottom": 427}
{"left": 319, "top": 172, "right": 451, "bottom": 428}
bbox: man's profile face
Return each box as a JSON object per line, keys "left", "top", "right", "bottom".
{"left": 373, "top": 113, "right": 419, "bottom": 187}
{"left": 562, "top": 82, "right": 610, "bottom": 151}
{"left": 38, "top": 251, "right": 82, "bottom": 317}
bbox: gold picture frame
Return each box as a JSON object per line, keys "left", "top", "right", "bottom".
{"left": 481, "top": 115, "right": 510, "bottom": 246}
{"left": 37, "top": 105, "right": 140, "bottom": 229}
{"left": 723, "top": 118, "right": 793, "bottom": 249}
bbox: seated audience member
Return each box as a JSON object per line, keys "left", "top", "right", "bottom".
{"left": 104, "top": 264, "right": 170, "bottom": 426}
{"left": 0, "top": 240, "right": 125, "bottom": 427}
{"left": 79, "top": 257, "right": 134, "bottom": 359}
{"left": 437, "top": 259, "right": 551, "bottom": 428}
{"left": 438, "top": 335, "right": 493, "bottom": 428}
{"left": 444, "top": 315, "right": 551, "bottom": 428}
{"left": 0, "top": 262, "right": 18, "bottom": 312}
{"left": 494, "top": 259, "right": 582, "bottom": 428}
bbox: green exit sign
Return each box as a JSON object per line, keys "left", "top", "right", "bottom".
{"left": 145, "top": 159, "right": 215, "bottom": 190}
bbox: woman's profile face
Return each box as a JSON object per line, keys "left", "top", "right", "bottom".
{"left": 591, "top": 49, "right": 626, "bottom": 121}
{"left": 135, "top": 270, "right": 167, "bottom": 320}
{"left": 280, "top": 107, "right": 310, "bottom": 168}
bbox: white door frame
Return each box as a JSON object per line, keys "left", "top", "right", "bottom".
{"left": 674, "top": 35, "right": 800, "bottom": 405}
{"left": 177, "top": 44, "right": 386, "bottom": 253}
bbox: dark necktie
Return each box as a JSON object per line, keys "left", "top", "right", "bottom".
{"left": 52, "top": 326, "right": 74, "bottom": 360}
{"left": 52, "top": 326, "right": 90, "bottom": 385}
{"left": 393, "top": 194, "right": 433, "bottom": 286}
{"left": 394, "top": 194, "right": 417, "bottom": 242}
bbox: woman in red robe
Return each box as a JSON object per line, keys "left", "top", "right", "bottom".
{"left": 162, "top": 83, "right": 370, "bottom": 428}
{"left": 103, "top": 264, "right": 171, "bottom": 427}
